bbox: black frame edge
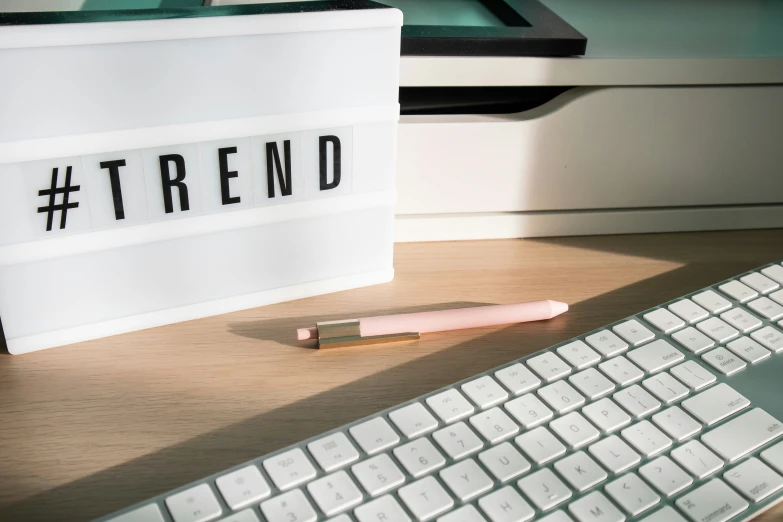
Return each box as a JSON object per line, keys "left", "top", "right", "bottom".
{"left": 0, "top": 314, "right": 8, "bottom": 354}
{"left": 400, "top": 0, "right": 587, "bottom": 57}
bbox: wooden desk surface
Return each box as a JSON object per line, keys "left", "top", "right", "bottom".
{"left": 2, "top": 230, "right": 783, "bottom": 522}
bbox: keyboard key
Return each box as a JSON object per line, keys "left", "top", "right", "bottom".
{"left": 165, "top": 484, "right": 223, "bottom": 522}
{"left": 469, "top": 407, "right": 519, "bottom": 443}
{"left": 741, "top": 272, "right": 779, "bottom": 294}
{"left": 109, "top": 504, "right": 166, "bottom": 522}
{"left": 627, "top": 338, "right": 684, "bottom": 374}
{"left": 349, "top": 417, "right": 400, "bottom": 455}
{"left": 621, "top": 420, "right": 672, "bottom": 457}
{"left": 747, "top": 296, "right": 783, "bottom": 320}
{"left": 553, "top": 451, "right": 607, "bottom": 491}
{"left": 216, "top": 509, "right": 259, "bottom": 522}
{"left": 588, "top": 435, "right": 640, "bottom": 473}
{"left": 762, "top": 264, "right": 783, "bottom": 284}
{"left": 538, "top": 380, "right": 585, "bottom": 414}
{"left": 263, "top": 448, "right": 317, "bottom": 491}
{"left": 751, "top": 325, "right": 783, "bottom": 352}
{"left": 671, "top": 440, "right": 723, "bottom": 479}
{"left": 538, "top": 512, "right": 574, "bottom": 522}
{"left": 549, "top": 412, "right": 600, "bottom": 449}
{"left": 640, "top": 506, "right": 687, "bottom": 522}
{"left": 527, "top": 352, "right": 572, "bottom": 382}
{"left": 461, "top": 376, "right": 509, "bottom": 409}
{"left": 394, "top": 438, "right": 446, "bottom": 478}
{"left": 668, "top": 299, "right": 709, "bottom": 324}
{"left": 515, "top": 426, "right": 566, "bottom": 464}
{"left": 478, "top": 442, "right": 531, "bottom": 482}
{"left": 308, "top": 432, "right": 360, "bottom": 472}
{"left": 613, "top": 385, "right": 661, "bottom": 418}
{"left": 389, "top": 403, "right": 439, "bottom": 438}
{"left": 701, "top": 347, "right": 747, "bottom": 376}
{"left": 438, "top": 505, "right": 486, "bottom": 522}
{"left": 426, "top": 389, "right": 475, "bottom": 423}
{"left": 568, "top": 492, "right": 623, "bottom": 522}
{"left": 681, "top": 383, "right": 750, "bottom": 425}
{"left": 518, "top": 468, "right": 572, "bottom": 511}
{"left": 216, "top": 465, "right": 271, "bottom": 510}
{"left": 582, "top": 398, "right": 632, "bottom": 433}
{"left": 671, "top": 327, "right": 714, "bottom": 353}
{"left": 260, "top": 489, "right": 317, "bottom": 522}
{"left": 695, "top": 317, "right": 739, "bottom": 343}
{"left": 598, "top": 356, "right": 644, "bottom": 386}
{"left": 762, "top": 440, "right": 783, "bottom": 474}
{"left": 726, "top": 336, "right": 771, "bottom": 363}
{"left": 351, "top": 453, "right": 405, "bottom": 497}
{"left": 719, "top": 307, "right": 762, "bottom": 333}
{"left": 307, "top": 470, "right": 363, "bottom": 516}
{"left": 675, "top": 479, "right": 749, "bottom": 522}
{"left": 642, "top": 373, "right": 689, "bottom": 404}
{"left": 494, "top": 363, "right": 541, "bottom": 395}
{"left": 639, "top": 456, "right": 692, "bottom": 497}
{"left": 718, "top": 280, "right": 757, "bottom": 303}
{"left": 670, "top": 361, "right": 716, "bottom": 391}
{"left": 569, "top": 368, "right": 615, "bottom": 399}
{"left": 504, "top": 393, "right": 553, "bottom": 428}
{"left": 398, "top": 476, "right": 453, "bottom": 521}
{"left": 439, "top": 459, "right": 493, "bottom": 501}
{"left": 605, "top": 473, "right": 660, "bottom": 516}
{"left": 691, "top": 290, "right": 732, "bottom": 313}
{"left": 478, "top": 486, "right": 535, "bottom": 522}
{"left": 701, "top": 408, "right": 783, "bottom": 462}
{"left": 643, "top": 308, "right": 685, "bottom": 333}
{"left": 556, "top": 340, "right": 601, "bottom": 369}
{"left": 612, "top": 319, "right": 655, "bottom": 346}
{"left": 355, "top": 495, "right": 410, "bottom": 522}
{"left": 724, "top": 457, "right": 783, "bottom": 502}
{"left": 651, "top": 406, "right": 701, "bottom": 441}
{"left": 585, "top": 330, "right": 629, "bottom": 357}
{"left": 432, "top": 421, "right": 483, "bottom": 459}
{"left": 773, "top": 289, "right": 783, "bottom": 305}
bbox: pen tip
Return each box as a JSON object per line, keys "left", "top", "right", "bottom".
{"left": 549, "top": 300, "right": 569, "bottom": 317}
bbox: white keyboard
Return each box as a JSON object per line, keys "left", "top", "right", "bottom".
{"left": 98, "top": 262, "right": 783, "bottom": 522}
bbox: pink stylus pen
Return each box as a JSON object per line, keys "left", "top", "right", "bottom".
{"left": 297, "top": 300, "right": 568, "bottom": 348}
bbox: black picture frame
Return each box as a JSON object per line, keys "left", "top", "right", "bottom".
{"left": 400, "top": 0, "right": 587, "bottom": 57}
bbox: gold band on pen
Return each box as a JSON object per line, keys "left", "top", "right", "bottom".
{"left": 315, "top": 319, "right": 419, "bottom": 349}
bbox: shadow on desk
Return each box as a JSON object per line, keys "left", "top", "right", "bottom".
{"left": 2, "top": 230, "right": 780, "bottom": 522}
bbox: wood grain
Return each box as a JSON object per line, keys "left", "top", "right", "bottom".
{"left": 1, "top": 230, "right": 783, "bottom": 521}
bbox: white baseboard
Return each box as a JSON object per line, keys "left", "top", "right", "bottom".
{"left": 395, "top": 205, "right": 783, "bottom": 242}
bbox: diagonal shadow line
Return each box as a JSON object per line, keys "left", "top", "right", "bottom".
{"left": 0, "top": 258, "right": 764, "bottom": 522}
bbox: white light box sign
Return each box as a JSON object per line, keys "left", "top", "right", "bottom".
{"left": 0, "top": 2, "right": 402, "bottom": 354}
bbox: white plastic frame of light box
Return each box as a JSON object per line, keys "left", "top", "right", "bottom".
{"left": 0, "top": 2, "right": 402, "bottom": 355}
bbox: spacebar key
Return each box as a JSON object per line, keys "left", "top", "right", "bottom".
{"left": 702, "top": 408, "right": 783, "bottom": 462}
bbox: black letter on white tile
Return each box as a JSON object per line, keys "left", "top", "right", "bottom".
{"left": 159, "top": 154, "right": 190, "bottom": 213}
{"left": 319, "top": 135, "right": 341, "bottom": 191}
{"left": 99, "top": 159, "right": 127, "bottom": 220}
{"left": 218, "top": 147, "right": 240, "bottom": 205}
{"left": 266, "top": 141, "right": 292, "bottom": 198}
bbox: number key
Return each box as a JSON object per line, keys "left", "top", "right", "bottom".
{"left": 393, "top": 437, "right": 446, "bottom": 478}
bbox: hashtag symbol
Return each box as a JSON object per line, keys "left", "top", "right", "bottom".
{"left": 37, "top": 166, "right": 80, "bottom": 231}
